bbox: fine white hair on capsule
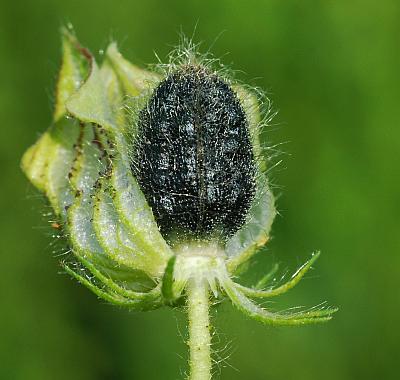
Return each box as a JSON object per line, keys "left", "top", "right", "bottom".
{"left": 123, "top": 37, "right": 281, "bottom": 248}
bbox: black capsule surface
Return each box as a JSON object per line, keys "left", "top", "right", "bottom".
{"left": 132, "top": 65, "right": 256, "bottom": 242}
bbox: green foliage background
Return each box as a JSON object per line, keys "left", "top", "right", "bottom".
{"left": 1, "top": 0, "right": 398, "bottom": 379}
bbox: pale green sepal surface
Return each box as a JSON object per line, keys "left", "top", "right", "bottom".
{"left": 21, "top": 28, "right": 91, "bottom": 194}
{"left": 66, "top": 62, "right": 119, "bottom": 133}
{"left": 92, "top": 180, "right": 166, "bottom": 278}
{"left": 45, "top": 120, "right": 80, "bottom": 216}
{"left": 111, "top": 160, "right": 174, "bottom": 275}
{"left": 62, "top": 41, "right": 172, "bottom": 278}
{"left": 54, "top": 28, "right": 92, "bottom": 122}
{"left": 21, "top": 132, "right": 55, "bottom": 193}
{"left": 106, "top": 42, "right": 160, "bottom": 96}
{"left": 63, "top": 123, "right": 156, "bottom": 291}
{"left": 226, "top": 176, "right": 276, "bottom": 274}
{"left": 67, "top": 184, "right": 156, "bottom": 292}
{"left": 233, "top": 85, "right": 266, "bottom": 171}
{"left": 66, "top": 42, "right": 160, "bottom": 133}
{"left": 226, "top": 86, "right": 276, "bottom": 274}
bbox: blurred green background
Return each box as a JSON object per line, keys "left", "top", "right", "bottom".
{"left": 1, "top": 0, "right": 399, "bottom": 379}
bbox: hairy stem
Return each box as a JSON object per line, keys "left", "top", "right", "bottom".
{"left": 187, "top": 278, "right": 212, "bottom": 380}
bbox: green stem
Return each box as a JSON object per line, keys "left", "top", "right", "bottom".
{"left": 187, "top": 278, "right": 212, "bottom": 380}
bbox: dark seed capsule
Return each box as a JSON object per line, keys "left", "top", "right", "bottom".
{"left": 132, "top": 65, "right": 256, "bottom": 243}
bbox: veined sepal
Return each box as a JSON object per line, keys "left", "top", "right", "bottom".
{"left": 21, "top": 28, "right": 173, "bottom": 307}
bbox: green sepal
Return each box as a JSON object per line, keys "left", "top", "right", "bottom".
{"left": 226, "top": 175, "right": 276, "bottom": 273}
{"left": 92, "top": 177, "right": 167, "bottom": 278}
{"left": 21, "top": 131, "right": 55, "bottom": 193}
{"left": 45, "top": 119, "right": 81, "bottom": 216}
{"left": 111, "top": 160, "right": 173, "bottom": 276}
{"left": 66, "top": 61, "right": 122, "bottom": 133}
{"left": 66, "top": 42, "right": 160, "bottom": 133}
{"left": 233, "top": 85, "right": 266, "bottom": 171}
{"left": 54, "top": 27, "right": 92, "bottom": 122}
{"left": 226, "top": 86, "right": 276, "bottom": 274}
{"left": 21, "top": 27, "right": 91, "bottom": 197}
{"left": 105, "top": 42, "right": 160, "bottom": 96}
{"left": 63, "top": 125, "right": 156, "bottom": 290}
{"left": 67, "top": 191, "right": 156, "bottom": 291}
